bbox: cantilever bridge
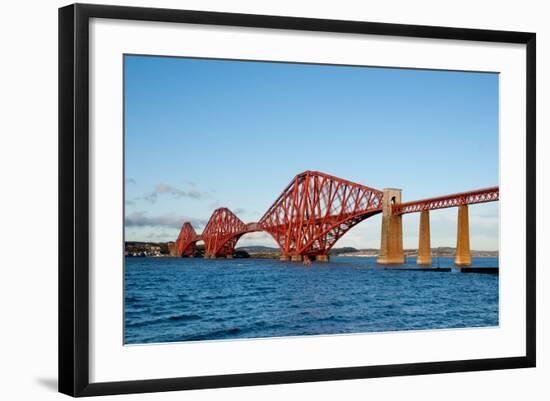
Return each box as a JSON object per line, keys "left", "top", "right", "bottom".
{"left": 172, "top": 171, "right": 499, "bottom": 266}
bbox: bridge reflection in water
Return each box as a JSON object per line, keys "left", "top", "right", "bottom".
{"left": 171, "top": 171, "right": 499, "bottom": 266}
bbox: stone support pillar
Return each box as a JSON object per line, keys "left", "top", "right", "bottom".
{"left": 316, "top": 255, "right": 330, "bottom": 262}
{"left": 167, "top": 242, "right": 176, "bottom": 257}
{"left": 455, "top": 205, "right": 472, "bottom": 266}
{"left": 377, "top": 188, "right": 405, "bottom": 264}
{"left": 417, "top": 210, "right": 432, "bottom": 265}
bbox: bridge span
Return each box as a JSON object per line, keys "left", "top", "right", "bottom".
{"left": 171, "top": 171, "right": 499, "bottom": 266}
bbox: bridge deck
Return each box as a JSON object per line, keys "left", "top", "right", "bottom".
{"left": 393, "top": 186, "right": 499, "bottom": 215}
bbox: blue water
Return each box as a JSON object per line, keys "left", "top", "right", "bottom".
{"left": 124, "top": 256, "right": 499, "bottom": 344}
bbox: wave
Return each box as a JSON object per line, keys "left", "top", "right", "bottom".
{"left": 168, "top": 313, "right": 201, "bottom": 321}
{"left": 126, "top": 313, "right": 202, "bottom": 328}
{"left": 186, "top": 327, "right": 242, "bottom": 341}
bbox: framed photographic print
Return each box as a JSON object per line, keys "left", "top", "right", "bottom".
{"left": 58, "top": 3, "right": 536, "bottom": 397}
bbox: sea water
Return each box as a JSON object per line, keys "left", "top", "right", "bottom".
{"left": 124, "top": 256, "right": 498, "bottom": 344}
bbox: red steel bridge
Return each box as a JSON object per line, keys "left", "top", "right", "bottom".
{"left": 173, "top": 171, "right": 499, "bottom": 265}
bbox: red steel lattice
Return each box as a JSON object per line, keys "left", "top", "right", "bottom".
{"left": 201, "top": 208, "right": 255, "bottom": 257}
{"left": 392, "top": 186, "right": 499, "bottom": 215}
{"left": 173, "top": 172, "right": 499, "bottom": 259}
{"left": 259, "top": 171, "right": 384, "bottom": 257}
{"left": 174, "top": 222, "right": 198, "bottom": 257}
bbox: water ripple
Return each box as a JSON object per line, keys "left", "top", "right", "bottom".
{"left": 124, "top": 256, "right": 499, "bottom": 344}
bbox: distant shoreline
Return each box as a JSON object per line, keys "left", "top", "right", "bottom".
{"left": 124, "top": 241, "right": 498, "bottom": 259}
{"left": 335, "top": 254, "right": 498, "bottom": 258}
{"left": 125, "top": 254, "right": 499, "bottom": 260}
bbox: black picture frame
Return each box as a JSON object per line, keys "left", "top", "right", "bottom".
{"left": 59, "top": 3, "right": 536, "bottom": 397}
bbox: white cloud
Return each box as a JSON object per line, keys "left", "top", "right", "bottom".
{"left": 125, "top": 211, "right": 207, "bottom": 229}
{"left": 142, "top": 183, "right": 210, "bottom": 204}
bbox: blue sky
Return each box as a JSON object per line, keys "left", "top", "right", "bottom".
{"left": 124, "top": 55, "right": 499, "bottom": 250}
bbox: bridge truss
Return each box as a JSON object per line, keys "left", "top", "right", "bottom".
{"left": 392, "top": 186, "right": 499, "bottom": 215}
{"left": 173, "top": 171, "right": 499, "bottom": 260}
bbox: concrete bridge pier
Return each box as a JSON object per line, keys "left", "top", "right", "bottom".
{"left": 280, "top": 255, "right": 291, "bottom": 261}
{"left": 455, "top": 205, "right": 472, "bottom": 266}
{"left": 377, "top": 188, "right": 405, "bottom": 265}
{"left": 291, "top": 255, "right": 303, "bottom": 262}
{"left": 168, "top": 242, "right": 176, "bottom": 257}
{"left": 417, "top": 210, "right": 432, "bottom": 265}
{"left": 316, "top": 255, "right": 330, "bottom": 262}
